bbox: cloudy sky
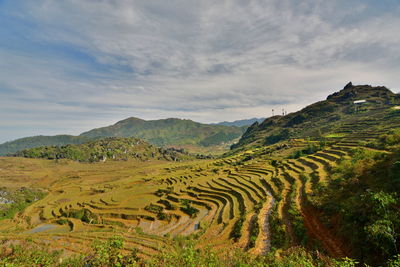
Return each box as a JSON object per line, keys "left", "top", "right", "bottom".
{"left": 1, "top": 0, "right": 400, "bottom": 143}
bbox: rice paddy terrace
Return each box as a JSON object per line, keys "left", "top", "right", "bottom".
{"left": 0, "top": 128, "right": 391, "bottom": 259}
{"left": 1, "top": 84, "right": 399, "bottom": 262}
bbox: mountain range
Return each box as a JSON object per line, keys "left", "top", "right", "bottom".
{"left": 0, "top": 117, "right": 258, "bottom": 156}
{"left": 212, "top": 118, "right": 265, "bottom": 127}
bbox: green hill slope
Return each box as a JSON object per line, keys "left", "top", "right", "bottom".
{"left": 80, "top": 117, "right": 245, "bottom": 147}
{"left": 233, "top": 82, "right": 400, "bottom": 150}
{"left": 213, "top": 118, "right": 266, "bottom": 127}
{"left": 13, "top": 137, "right": 192, "bottom": 162}
{"left": 0, "top": 135, "right": 94, "bottom": 156}
{"left": 0, "top": 118, "right": 245, "bottom": 156}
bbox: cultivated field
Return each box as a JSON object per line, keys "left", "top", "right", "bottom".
{"left": 0, "top": 126, "right": 386, "bottom": 260}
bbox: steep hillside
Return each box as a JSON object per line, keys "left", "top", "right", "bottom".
{"left": 14, "top": 137, "right": 193, "bottom": 162}
{"left": 214, "top": 118, "right": 266, "bottom": 127}
{"left": 0, "top": 135, "right": 94, "bottom": 156}
{"left": 233, "top": 83, "right": 400, "bottom": 150}
{"left": 80, "top": 117, "right": 245, "bottom": 147}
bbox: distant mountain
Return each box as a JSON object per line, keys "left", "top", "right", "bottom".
{"left": 213, "top": 118, "right": 266, "bottom": 127}
{"left": 0, "top": 135, "right": 94, "bottom": 156}
{"left": 79, "top": 117, "right": 245, "bottom": 147}
{"left": 232, "top": 82, "right": 400, "bottom": 150}
{"left": 0, "top": 118, "right": 245, "bottom": 156}
{"left": 14, "top": 137, "right": 192, "bottom": 162}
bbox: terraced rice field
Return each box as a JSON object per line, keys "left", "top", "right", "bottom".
{"left": 0, "top": 132, "right": 383, "bottom": 257}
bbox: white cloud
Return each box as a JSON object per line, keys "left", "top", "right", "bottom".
{"left": 0, "top": 0, "right": 399, "bottom": 143}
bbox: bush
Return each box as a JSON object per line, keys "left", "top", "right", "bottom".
{"left": 180, "top": 199, "right": 199, "bottom": 218}
{"left": 230, "top": 215, "right": 245, "bottom": 241}
{"left": 265, "top": 129, "right": 290, "bottom": 145}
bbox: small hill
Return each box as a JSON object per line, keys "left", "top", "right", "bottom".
{"left": 233, "top": 83, "right": 400, "bottom": 150}
{"left": 0, "top": 135, "right": 94, "bottom": 156}
{"left": 80, "top": 117, "right": 245, "bottom": 147}
{"left": 13, "top": 137, "right": 192, "bottom": 162}
{"left": 213, "top": 118, "right": 266, "bottom": 127}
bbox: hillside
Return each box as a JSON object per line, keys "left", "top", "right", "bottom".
{"left": 214, "top": 117, "right": 266, "bottom": 127}
{"left": 233, "top": 82, "right": 400, "bottom": 150}
{"left": 0, "top": 118, "right": 245, "bottom": 156}
{"left": 80, "top": 117, "right": 245, "bottom": 147}
{"left": 0, "top": 135, "right": 94, "bottom": 156}
{"left": 13, "top": 137, "right": 193, "bottom": 162}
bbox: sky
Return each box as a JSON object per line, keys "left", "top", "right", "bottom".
{"left": 1, "top": 0, "right": 400, "bottom": 143}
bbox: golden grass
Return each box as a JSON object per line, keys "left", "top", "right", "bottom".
{"left": 0, "top": 143, "right": 350, "bottom": 256}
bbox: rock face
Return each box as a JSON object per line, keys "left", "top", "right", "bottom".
{"left": 0, "top": 191, "right": 14, "bottom": 204}
{"left": 0, "top": 197, "right": 14, "bottom": 204}
{"left": 327, "top": 83, "right": 395, "bottom": 103}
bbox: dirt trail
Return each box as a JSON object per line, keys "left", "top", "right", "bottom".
{"left": 252, "top": 194, "right": 274, "bottom": 254}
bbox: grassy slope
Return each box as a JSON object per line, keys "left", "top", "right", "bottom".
{"left": 80, "top": 117, "right": 245, "bottom": 147}
{"left": 0, "top": 135, "right": 94, "bottom": 156}
{"left": 233, "top": 83, "right": 400, "bottom": 151}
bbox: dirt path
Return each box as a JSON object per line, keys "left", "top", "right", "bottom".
{"left": 252, "top": 193, "right": 274, "bottom": 254}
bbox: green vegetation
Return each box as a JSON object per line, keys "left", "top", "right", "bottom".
{"left": 80, "top": 117, "right": 245, "bottom": 147}
{"left": 13, "top": 137, "right": 192, "bottom": 162}
{"left": 61, "top": 208, "right": 99, "bottom": 224}
{"left": 287, "top": 185, "right": 307, "bottom": 246}
{"left": 269, "top": 204, "right": 287, "bottom": 250}
{"left": 0, "top": 187, "right": 45, "bottom": 220}
{"left": 324, "top": 133, "right": 347, "bottom": 138}
{"left": 367, "top": 128, "right": 400, "bottom": 150}
{"left": 288, "top": 142, "right": 325, "bottom": 159}
{"left": 0, "top": 117, "right": 246, "bottom": 156}
{"left": 265, "top": 129, "right": 290, "bottom": 145}
{"left": 180, "top": 199, "right": 199, "bottom": 218}
{"left": 0, "top": 135, "right": 94, "bottom": 156}
{"left": 233, "top": 84, "right": 400, "bottom": 150}
{"left": 0, "top": 236, "right": 364, "bottom": 266}
{"left": 248, "top": 217, "right": 260, "bottom": 248}
{"left": 230, "top": 215, "right": 245, "bottom": 241}
{"left": 310, "top": 147, "right": 400, "bottom": 266}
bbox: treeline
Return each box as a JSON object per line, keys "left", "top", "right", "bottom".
{"left": 13, "top": 137, "right": 192, "bottom": 162}
{"left": 0, "top": 135, "right": 94, "bottom": 156}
